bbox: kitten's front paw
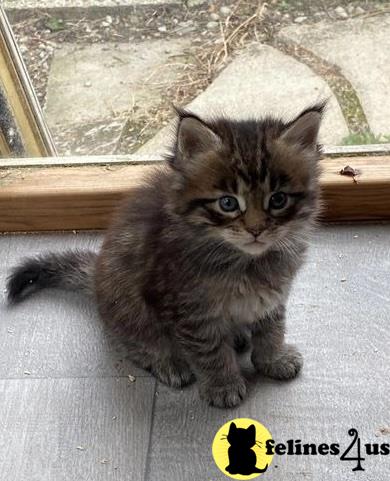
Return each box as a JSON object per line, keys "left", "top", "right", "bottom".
{"left": 200, "top": 376, "right": 247, "bottom": 408}
{"left": 253, "top": 344, "right": 303, "bottom": 380}
{"left": 151, "top": 358, "right": 195, "bottom": 388}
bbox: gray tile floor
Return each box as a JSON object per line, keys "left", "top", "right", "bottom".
{"left": 0, "top": 225, "right": 389, "bottom": 481}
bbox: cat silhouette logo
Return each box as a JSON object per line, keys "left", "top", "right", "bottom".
{"left": 212, "top": 418, "right": 274, "bottom": 479}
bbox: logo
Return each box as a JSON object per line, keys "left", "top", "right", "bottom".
{"left": 212, "top": 418, "right": 274, "bottom": 479}
{"left": 213, "top": 421, "right": 390, "bottom": 477}
{"left": 264, "top": 428, "right": 389, "bottom": 472}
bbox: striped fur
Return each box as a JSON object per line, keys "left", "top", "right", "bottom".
{"left": 7, "top": 105, "right": 324, "bottom": 408}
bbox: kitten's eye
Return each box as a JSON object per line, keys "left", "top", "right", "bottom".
{"left": 269, "top": 192, "right": 288, "bottom": 210}
{"left": 219, "top": 196, "right": 239, "bottom": 212}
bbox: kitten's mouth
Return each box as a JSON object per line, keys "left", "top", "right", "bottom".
{"left": 246, "top": 239, "right": 265, "bottom": 246}
{"left": 237, "top": 235, "right": 273, "bottom": 255}
{"left": 241, "top": 239, "right": 268, "bottom": 253}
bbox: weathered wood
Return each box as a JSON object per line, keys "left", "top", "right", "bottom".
{"left": 321, "top": 156, "right": 390, "bottom": 221}
{"left": 1, "top": 156, "right": 390, "bottom": 232}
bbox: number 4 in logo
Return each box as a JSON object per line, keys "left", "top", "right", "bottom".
{"left": 340, "top": 429, "right": 365, "bottom": 471}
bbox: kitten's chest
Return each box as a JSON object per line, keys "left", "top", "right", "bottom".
{"left": 211, "top": 277, "right": 287, "bottom": 324}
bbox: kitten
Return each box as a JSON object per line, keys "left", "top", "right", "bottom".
{"left": 6, "top": 104, "right": 323, "bottom": 408}
{"left": 225, "top": 422, "right": 268, "bottom": 475}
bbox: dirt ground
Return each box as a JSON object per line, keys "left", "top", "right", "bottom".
{"left": 9, "top": 0, "right": 389, "bottom": 155}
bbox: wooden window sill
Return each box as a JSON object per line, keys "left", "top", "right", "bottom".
{"left": 0, "top": 152, "right": 389, "bottom": 232}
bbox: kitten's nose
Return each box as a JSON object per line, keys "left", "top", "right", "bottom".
{"left": 246, "top": 226, "right": 262, "bottom": 238}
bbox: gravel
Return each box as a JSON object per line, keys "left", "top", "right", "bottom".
{"left": 220, "top": 6, "right": 231, "bottom": 17}
{"left": 206, "top": 21, "right": 219, "bottom": 31}
{"left": 334, "top": 6, "right": 349, "bottom": 19}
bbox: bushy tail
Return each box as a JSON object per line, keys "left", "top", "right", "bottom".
{"left": 6, "top": 250, "right": 97, "bottom": 304}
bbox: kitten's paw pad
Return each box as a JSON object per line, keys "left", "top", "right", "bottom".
{"left": 152, "top": 359, "right": 195, "bottom": 388}
{"left": 254, "top": 344, "right": 303, "bottom": 380}
{"left": 200, "top": 377, "right": 247, "bottom": 408}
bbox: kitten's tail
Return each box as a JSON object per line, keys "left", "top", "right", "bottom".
{"left": 6, "top": 250, "right": 97, "bottom": 304}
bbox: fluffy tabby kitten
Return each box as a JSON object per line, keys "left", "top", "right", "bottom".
{"left": 7, "top": 104, "right": 323, "bottom": 408}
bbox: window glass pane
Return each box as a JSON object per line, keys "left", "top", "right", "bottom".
{"left": 4, "top": 1, "right": 390, "bottom": 157}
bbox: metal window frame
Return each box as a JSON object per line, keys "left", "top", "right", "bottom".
{"left": 0, "top": 6, "right": 56, "bottom": 158}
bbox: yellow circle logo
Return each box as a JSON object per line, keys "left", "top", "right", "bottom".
{"left": 212, "top": 418, "right": 274, "bottom": 479}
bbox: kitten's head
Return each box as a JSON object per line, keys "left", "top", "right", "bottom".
{"left": 227, "top": 422, "right": 256, "bottom": 448}
{"left": 167, "top": 104, "right": 324, "bottom": 257}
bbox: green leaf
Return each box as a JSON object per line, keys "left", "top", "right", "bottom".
{"left": 45, "top": 17, "right": 65, "bottom": 32}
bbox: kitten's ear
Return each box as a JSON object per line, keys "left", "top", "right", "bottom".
{"left": 228, "top": 422, "right": 237, "bottom": 434}
{"left": 247, "top": 424, "right": 256, "bottom": 439}
{"left": 281, "top": 103, "right": 325, "bottom": 150}
{"left": 175, "top": 110, "right": 222, "bottom": 164}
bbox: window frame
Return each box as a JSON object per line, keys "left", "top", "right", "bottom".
{"left": 0, "top": 7, "right": 389, "bottom": 232}
{"left": 0, "top": 6, "right": 56, "bottom": 157}
{"left": 1, "top": 145, "right": 390, "bottom": 232}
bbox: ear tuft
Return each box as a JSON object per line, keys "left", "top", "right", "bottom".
{"left": 281, "top": 102, "right": 326, "bottom": 149}
{"left": 175, "top": 110, "right": 222, "bottom": 162}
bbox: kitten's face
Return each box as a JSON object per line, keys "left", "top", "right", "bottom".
{"left": 170, "top": 108, "right": 322, "bottom": 257}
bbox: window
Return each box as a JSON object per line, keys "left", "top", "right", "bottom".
{"left": 0, "top": 2, "right": 389, "bottom": 232}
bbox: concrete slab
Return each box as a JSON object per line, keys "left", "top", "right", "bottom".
{"left": 280, "top": 14, "right": 390, "bottom": 137}
{"left": 137, "top": 44, "right": 348, "bottom": 155}
{"left": 44, "top": 39, "right": 190, "bottom": 129}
